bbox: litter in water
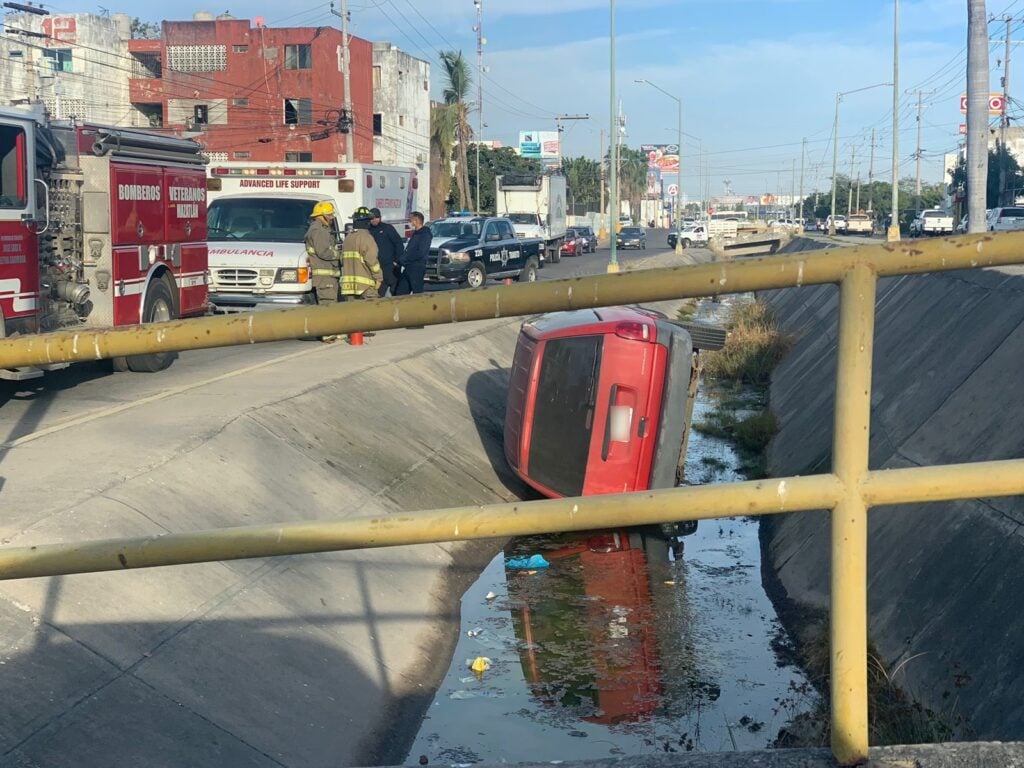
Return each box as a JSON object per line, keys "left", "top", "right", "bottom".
{"left": 505, "top": 554, "right": 550, "bottom": 570}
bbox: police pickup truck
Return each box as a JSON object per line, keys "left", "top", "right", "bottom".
{"left": 426, "top": 215, "right": 544, "bottom": 288}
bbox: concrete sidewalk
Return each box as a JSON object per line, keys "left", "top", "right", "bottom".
{"left": 0, "top": 248, "right": 707, "bottom": 768}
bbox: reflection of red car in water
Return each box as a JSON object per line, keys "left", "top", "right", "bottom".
{"left": 509, "top": 530, "right": 662, "bottom": 724}
{"left": 503, "top": 306, "right": 725, "bottom": 500}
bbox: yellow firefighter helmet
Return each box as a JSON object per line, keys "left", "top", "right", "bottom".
{"left": 311, "top": 201, "right": 336, "bottom": 219}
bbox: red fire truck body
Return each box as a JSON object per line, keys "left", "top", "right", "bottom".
{"left": 0, "top": 105, "right": 208, "bottom": 376}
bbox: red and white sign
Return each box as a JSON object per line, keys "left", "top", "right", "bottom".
{"left": 959, "top": 123, "right": 968, "bottom": 135}
{"left": 667, "top": 183, "right": 679, "bottom": 197}
{"left": 960, "top": 93, "right": 1005, "bottom": 115}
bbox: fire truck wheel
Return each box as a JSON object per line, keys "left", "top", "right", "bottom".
{"left": 125, "top": 278, "right": 178, "bottom": 373}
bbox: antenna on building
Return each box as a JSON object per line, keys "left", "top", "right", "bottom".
{"left": 98, "top": 6, "right": 109, "bottom": 16}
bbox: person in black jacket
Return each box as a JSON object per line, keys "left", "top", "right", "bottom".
{"left": 397, "top": 211, "right": 430, "bottom": 295}
{"left": 367, "top": 207, "right": 404, "bottom": 297}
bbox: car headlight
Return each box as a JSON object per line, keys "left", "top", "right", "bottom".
{"left": 275, "top": 267, "right": 310, "bottom": 283}
{"left": 450, "top": 251, "right": 471, "bottom": 262}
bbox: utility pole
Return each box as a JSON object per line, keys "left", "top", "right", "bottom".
{"left": 330, "top": 0, "right": 354, "bottom": 162}
{"left": 1000, "top": 14, "right": 1012, "bottom": 205}
{"left": 855, "top": 172, "right": 861, "bottom": 212}
{"left": 474, "top": 0, "right": 484, "bottom": 213}
{"left": 599, "top": 127, "right": 606, "bottom": 239}
{"left": 798, "top": 137, "right": 806, "bottom": 223}
{"left": 888, "top": 0, "right": 901, "bottom": 241}
{"left": 554, "top": 114, "right": 590, "bottom": 169}
{"left": 967, "top": 0, "right": 989, "bottom": 233}
{"left": 790, "top": 157, "right": 796, "bottom": 218}
{"left": 847, "top": 144, "right": 856, "bottom": 216}
{"left": 830, "top": 92, "right": 841, "bottom": 234}
{"left": 914, "top": 89, "right": 924, "bottom": 212}
{"left": 608, "top": 0, "right": 618, "bottom": 272}
{"left": 867, "top": 128, "right": 876, "bottom": 213}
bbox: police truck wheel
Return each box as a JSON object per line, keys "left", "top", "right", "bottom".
{"left": 461, "top": 262, "right": 487, "bottom": 289}
{"left": 517, "top": 258, "right": 538, "bottom": 283}
{"left": 125, "top": 278, "right": 178, "bottom": 373}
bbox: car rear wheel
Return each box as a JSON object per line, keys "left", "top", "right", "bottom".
{"left": 461, "top": 262, "right": 487, "bottom": 289}
{"left": 681, "top": 238, "right": 691, "bottom": 249}
{"left": 548, "top": 243, "right": 561, "bottom": 264}
{"left": 121, "top": 277, "right": 178, "bottom": 373}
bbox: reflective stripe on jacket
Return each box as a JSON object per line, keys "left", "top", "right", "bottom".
{"left": 339, "top": 228, "right": 381, "bottom": 296}
{"left": 304, "top": 218, "right": 339, "bottom": 274}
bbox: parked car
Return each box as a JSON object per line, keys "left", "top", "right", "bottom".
{"left": 825, "top": 215, "right": 847, "bottom": 234}
{"left": 986, "top": 206, "right": 1024, "bottom": 232}
{"left": 616, "top": 226, "right": 647, "bottom": 249}
{"left": 503, "top": 305, "right": 726, "bottom": 498}
{"left": 574, "top": 224, "right": 598, "bottom": 253}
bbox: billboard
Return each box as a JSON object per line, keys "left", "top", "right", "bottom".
{"left": 519, "top": 131, "right": 560, "bottom": 159}
{"left": 641, "top": 143, "right": 679, "bottom": 173}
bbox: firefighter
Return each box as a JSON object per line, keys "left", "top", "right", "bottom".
{"left": 305, "top": 200, "right": 342, "bottom": 342}
{"left": 341, "top": 207, "right": 383, "bottom": 300}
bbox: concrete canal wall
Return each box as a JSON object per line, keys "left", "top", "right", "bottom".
{"left": 762, "top": 239, "right": 1024, "bottom": 738}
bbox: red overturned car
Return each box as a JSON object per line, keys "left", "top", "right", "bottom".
{"left": 503, "top": 306, "right": 725, "bottom": 502}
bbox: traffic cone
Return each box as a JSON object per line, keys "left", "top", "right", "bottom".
{"left": 347, "top": 331, "right": 364, "bottom": 346}
{"left": 504, "top": 277, "right": 513, "bottom": 286}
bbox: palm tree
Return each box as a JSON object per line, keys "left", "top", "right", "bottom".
{"left": 430, "top": 101, "right": 456, "bottom": 218}
{"left": 439, "top": 50, "right": 473, "bottom": 210}
{"left": 617, "top": 147, "right": 649, "bottom": 222}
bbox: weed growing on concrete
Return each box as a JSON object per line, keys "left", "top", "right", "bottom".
{"left": 693, "top": 388, "right": 777, "bottom": 479}
{"left": 675, "top": 300, "right": 699, "bottom": 321}
{"left": 702, "top": 301, "right": 793, "bottom": 384}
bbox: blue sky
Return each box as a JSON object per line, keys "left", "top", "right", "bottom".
{"left": 84, "top": 0, "right": 1019, "bottom": 197}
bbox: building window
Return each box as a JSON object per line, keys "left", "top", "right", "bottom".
{"left": 284, "top": 44, "right": 312, "bottom": 70}
{"left": 8, "top": 50, "right": 23, "bottom": 59}
{"left": 372, "top": 113, "right": 382, "bottom": 136}
{"left": 43, "top": 48, "right": 73, "bottom": 73}
{"left": 234, "top": 150, "right": 250, "bottom": 159}
{"left": 285, "top": 152, "right": 313, "bottom": 162}
{"left": 423, "top": 79, "right": 428, "bottom": 91}
{"left": 398, "top": 114, "right": 405, "bottom": 127}
{"left": 233, "top": 98, "right": 249, "bottom": 106}
{"left": 283, "top": 98, "right": 312, "bottom": 125}
{"left": 372, "top": 65, "right": 381, "bottom": 89}
{"left": 233, "top": 44, "right": 248, "bottom": 53}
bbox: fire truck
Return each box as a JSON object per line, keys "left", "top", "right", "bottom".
{"left": 0, "top": 105, "right": 208, "bottom": 378}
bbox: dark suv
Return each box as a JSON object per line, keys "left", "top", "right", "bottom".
{"left": 574, "top": 224, "right": 597, "bottom": 253}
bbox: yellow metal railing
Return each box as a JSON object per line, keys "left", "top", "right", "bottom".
{"left": 2, "top": 232, "right": 1024, "bottom": 765}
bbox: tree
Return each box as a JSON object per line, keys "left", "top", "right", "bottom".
{"left": 439, "top": 50, "right": 473, "bottom": 213}
{"left": 130, "top": 17, "right": 160, "bottom": 39}
{"left": 949, "top": 145, "right": 1023, "bottom": 210}
{"left": 966, "top": 0, "right": 989, "bottom": 232}
{"left": 464, "top": 146, "right": 542, "bottom": 213}
{"left": 429, "top": 102, "right": 456, "bottom": 219}
{"left": 615, "top": 146, "right": 649, "bottom": 222}
{"left": 562, "top": 156, "right": 601, "bottom": 215}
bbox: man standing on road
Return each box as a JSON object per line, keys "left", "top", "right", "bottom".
{"left": 397, "top": 211, "right": 430, "bottom": 296}
{"left": 340, "top": 207, "right": 383, "bottom": 300}
{"left": 304, "top": 201, "right": 342, "bottom": 342}
{"left": 368, "top": 207, "right": 403, "bottom": 297}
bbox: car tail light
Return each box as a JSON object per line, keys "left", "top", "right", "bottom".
{"left": 615, "top": 321, "right": 651, "bottom": 341}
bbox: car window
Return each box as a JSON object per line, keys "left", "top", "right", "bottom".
{"left": 622, "top": 227, "right": 643, "bottom": 235}
{"left": 507, "top": 213, "right": 539, "bottom": 225}
{"left": 499, "top": 220, "right": 515, "bottom": 239}
{"left": 1002, "top": 208, "right": 1024, "bottom": 217}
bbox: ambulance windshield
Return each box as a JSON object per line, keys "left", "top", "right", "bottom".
{"left": 207, "top": 198, "right": 320, "bottom": 242}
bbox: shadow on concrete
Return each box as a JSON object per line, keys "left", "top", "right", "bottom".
{"left": 0, "top": 363, "right": 114, "bottom": 496}
{"left": 465, "top": 365, "right": 535, "bottom": 500}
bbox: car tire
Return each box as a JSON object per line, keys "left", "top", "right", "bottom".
{"left": 460, "top": 262, "right": 487, "bottom": 289}
{"left": 518, "top": 257, "right": 539, "bottom": 283}
{"left": 681, "top": 239, "right": 691, "bottom": 249}
{"left": 123, "top": 276, "right": 177, "bottom": 373}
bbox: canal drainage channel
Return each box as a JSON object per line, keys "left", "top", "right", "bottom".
{"left": 407, "top": 296, "right": 817, "bottom": 765}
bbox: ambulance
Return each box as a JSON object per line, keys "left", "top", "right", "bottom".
{"left": 204, "top": 162, "right": 416, "bottom": 311}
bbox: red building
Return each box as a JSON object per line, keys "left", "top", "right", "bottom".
{"left": 127, "top": 15, "right": 373, "bottom": 163}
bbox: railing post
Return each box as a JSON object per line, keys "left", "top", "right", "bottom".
{"left": 830, "top": 262, "right": 876, "bottom": 764}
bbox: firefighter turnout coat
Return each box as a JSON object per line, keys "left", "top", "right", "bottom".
{"left": 305, "top": 218, "right": 341, "bottom": 303}
{"left": 340, "top": 227, "right": 383, "bottom": 298}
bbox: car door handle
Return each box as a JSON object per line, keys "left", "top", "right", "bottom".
{"left": 601, "top": 384, "right": 618, "bottom": 461}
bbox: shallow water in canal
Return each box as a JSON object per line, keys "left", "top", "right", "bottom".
{"left": 407, "top": 299, "right": 818, "bottom": 765}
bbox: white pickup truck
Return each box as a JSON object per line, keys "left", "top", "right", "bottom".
{"left": 846, "top": 214, "right": 874, "bottom": 236}
{"left": 909, "top": 209, "right": 954, "bottom": 237}
{"left": 667, "top": 224, "right": 709, "bottom": 249}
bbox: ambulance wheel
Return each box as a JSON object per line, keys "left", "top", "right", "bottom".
{"left": 461, "top": 262, "right": 487, "bottom": 289}
{"left": 125, "top": 278, "right": 178, "bottom": 373}
{"left": 518, "top": 258, "right": 538, "bottom": 283}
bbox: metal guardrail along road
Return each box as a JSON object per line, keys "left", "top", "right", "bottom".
{"left": 2, "top": 232, "right": 1024, "bottom": 766}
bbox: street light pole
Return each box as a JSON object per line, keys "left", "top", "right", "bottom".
{"left": 635, "top": 78, "right": 683, "bottom": 253}
{"left": 888, "top": 0, "right": 900, "bottom": 241}
{"left": 831, "top": 82, "right": 893, "bottom": 236}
